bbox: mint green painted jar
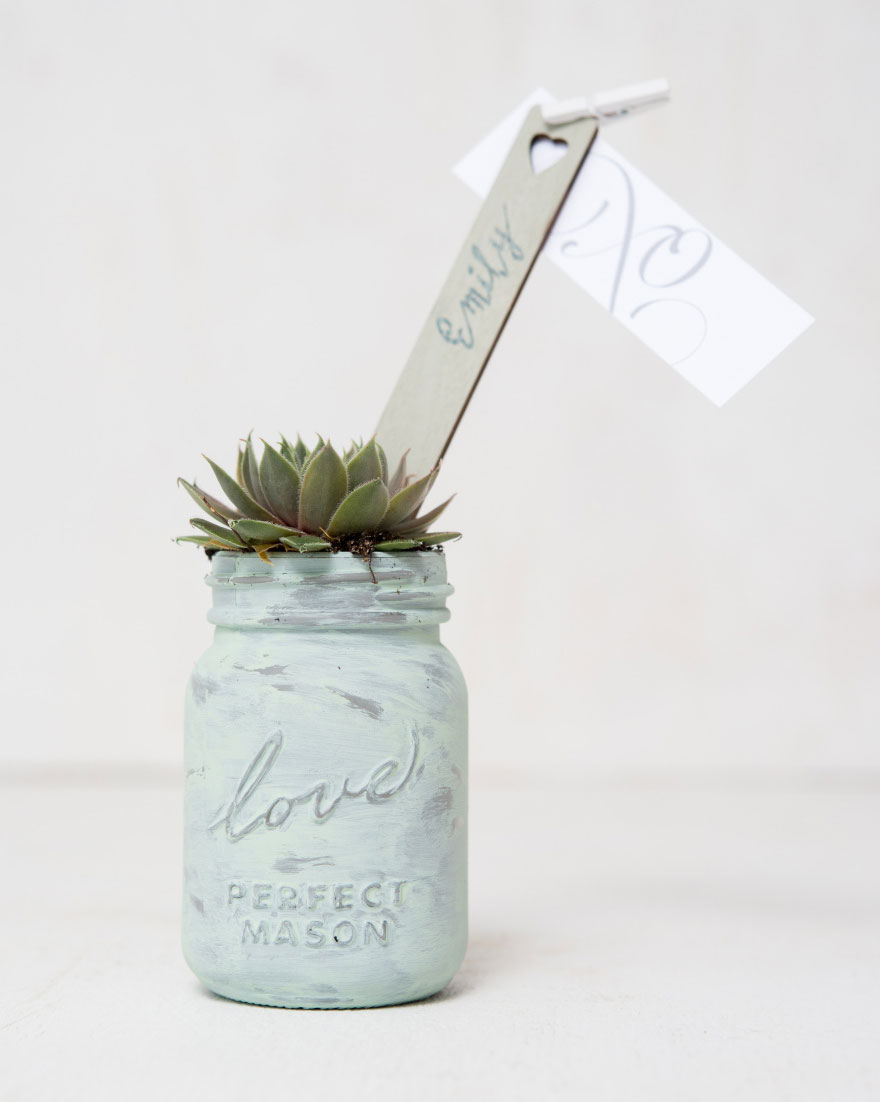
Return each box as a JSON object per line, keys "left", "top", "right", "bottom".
{"left": 182, "top": 550, "right": 467, "bottom": 1009}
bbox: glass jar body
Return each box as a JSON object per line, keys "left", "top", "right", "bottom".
{"left": 182, "top": 551, "right": 467, "bottom": 1009}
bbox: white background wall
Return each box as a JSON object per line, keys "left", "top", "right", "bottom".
{"left": 2, "top": 0, "right": 877, "bottom": 779}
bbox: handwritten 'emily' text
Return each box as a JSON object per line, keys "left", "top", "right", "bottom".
{"left": 436, "top": 203, "right": 524, "bottom": 350}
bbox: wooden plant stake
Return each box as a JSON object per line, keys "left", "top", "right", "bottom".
{"left": 375, "top": 82, "right": 669, "bottom": 474}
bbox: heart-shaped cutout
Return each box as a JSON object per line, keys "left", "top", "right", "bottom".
{"left": 529, "top": 135, "right": 568, "bottom": 175}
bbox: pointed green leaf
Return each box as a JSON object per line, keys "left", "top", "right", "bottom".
{"left": 236, "top": 445, "right": 245, "bottom": 486}
{"left": 258, "top": 442, "right": 301, "bottom": 526}
{"left": 419, "top": 531, "right": 461, "bottom": 545}
{"left": 204, "top": 457, "right": 276, "bottom": 522}
{"left": 176, "top": 534, "right": 214, "bottom": 546}
{"left": 229, "top": 518, "right": 308, "bottom": 544}
{"left": 373, "top": 538, "right": 421, "bottom": 551}
{"left": 293, "top": 435, "right": 309, "bottom": 468}
{"left": 376, "top": 443, "right": 388, "bottom": 484}
{"left": 178, "top": 478, "right": 242, "bottom": 522}
{"left": 280, "top": 535, "right": 332, "bottom": 552}
{"left": 241, "top": 433, "right": 272, "bottom": 511}
{"left": 393, "top": 495, "right": 454, "bottom": 535}
{"left": 190, "top": 518, "right": 247, "bottom": 549}
{"left": 279, "top": 434, "right": 298, "bottom": 467}
{"left": 302, "top": 435, "right": 326, "bottom": 475}
{"left": 387, "top": 448, "right": 410, "bottom": 496}
{"left": 277, "top": 532, "right": 311, "bottom": 549}
{"left": 202, "top": 538, "right": 242, "bottom": 551}
{"left": 298, "top": 442, "right": 348, "bottom": 533}
{"left": 277, "top": 533, "right": 313, "bottom": 550}
{"left": 239, "top": 439, "right": 254, "bottom": 492}
{"left": 383, "top": 467, "right": 438, "bottom": 529}
{"left": 346, "top": 439, "right": 384, "bottom": 490}
{"left": 326, "top": 478, "right": 390, "bottom": 536}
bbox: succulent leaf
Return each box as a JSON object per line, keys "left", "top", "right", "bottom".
{"left": 418, "top": 531, "right": 460, "bottom": 545}
{"left": 298, "top": 442, "right": 347, "bottom": 532}
{"left": 243, "top": 433, "right": 271, "bottom": 510}
{"left": 376, "top": 443, "right": 389, "bottom": 484}
{"left": 392, "top": 494, "right": 455, "bottom": 535}
{"left": 278, "top": 434, "right": 297, "bottom": 467}
{"left": 293, "top": 436, "right": 309, "bottom": 468}
{"left": 302, "top": 435, "right": 326, "bottom": 475}
{"left": 230, "top": 519, "right": 308, "bottom": 544}
{"left": 176, "top": 534, "right": 215, "bottom": 546}
{"left": 204, "top": 457, "right": 276, "bottom": 522}
{"left": 278, "top": 533, "right": 317, "bottom": 550}
{"left": 387, "top": 449, "right": 409, "bottom": 496}
{"left": 259, "top": 442, "right": 301, "bottom": 526}
{"left": 383, "top": 468, "right": 438, "bottom": 528}
{"left": 373, "top": 538, "right": 422, "bottom": 551}
{"left": 280, "top": 535, "right": 332, "bottom": 552}
{"left": 326, "top": 478, "right": 390, "bottom": 536}
{"left": 190, "top": 518, "right": 247, "bottom": 548}
{"left": 178, "top": 478, "right": 242, "bottom": 522}
{"left": 346, "top": 439, "right": 384, "bottom": 489}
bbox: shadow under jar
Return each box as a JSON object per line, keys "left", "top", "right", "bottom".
{"left": 182, "top": 550, "right": 468, "bottom": 1009}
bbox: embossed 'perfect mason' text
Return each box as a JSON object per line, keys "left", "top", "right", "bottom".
{"left": 229, "top": 879, "right": 408, "bottom": 949}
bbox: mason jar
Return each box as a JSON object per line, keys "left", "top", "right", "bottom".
{"left": 182, "top": 550, "right": 468, "bottom": 1008}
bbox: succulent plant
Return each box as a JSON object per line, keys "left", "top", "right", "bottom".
{"left": 177, "top": 434, "right": 459, "bottom": 561}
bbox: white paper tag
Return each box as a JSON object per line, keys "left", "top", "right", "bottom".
{"left": 454, "top": 89, "right": 814, "bottom": 405}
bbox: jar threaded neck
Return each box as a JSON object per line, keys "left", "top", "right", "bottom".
{"left": 206, "top": 550, "right": 453, "bottom": 630}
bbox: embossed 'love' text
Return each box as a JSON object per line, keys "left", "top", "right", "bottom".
{"left": 210, "top": 726, "right": 420, "bottom": 843}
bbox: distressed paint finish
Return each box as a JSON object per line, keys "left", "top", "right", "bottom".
{"left": 182, "top": 551, "right": 468, "bottom": 1009}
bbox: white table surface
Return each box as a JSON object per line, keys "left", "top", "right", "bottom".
{"left": 3, "top": 770, "right": 878, "bottom": 1100}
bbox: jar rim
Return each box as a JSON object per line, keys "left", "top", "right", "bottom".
{"left": 205, "top": 549, "right": 453, "bottom": 630}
